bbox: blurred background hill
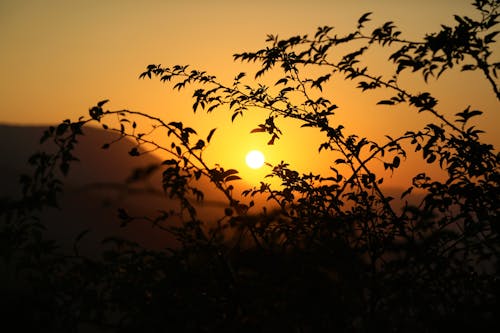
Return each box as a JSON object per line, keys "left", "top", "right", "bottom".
{"left": 0, "top": 124, "right": 188, "bottom": 255}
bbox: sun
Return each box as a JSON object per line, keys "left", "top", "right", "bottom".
{"left": 245, "top": 150, "right": 265, "bottom": 169}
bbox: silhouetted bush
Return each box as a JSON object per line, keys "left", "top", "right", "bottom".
{"left": 1, "top": 1, "right": 499, "bottom": 331}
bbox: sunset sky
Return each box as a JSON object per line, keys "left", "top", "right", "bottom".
{"left": 1, "top": 0, "right": 498, "bottom": 187}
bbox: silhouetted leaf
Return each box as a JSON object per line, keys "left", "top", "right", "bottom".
{"left": 357, "top": 12, "right": 372, "bottom": 29}
{"left": 193, "top": 139, "right": 205, "bottom": 150}
{"left": 207, "top": 128, "right": 217, "bottom": 143}
{"left": 275, "top": 77, "right": 288, "bottom": 85}
{"left": 225, "top": 175, "right": 242, "bottom": 182}
{"left": 251, "top": 126, "right": 266, "bottom": 133}
{"left": 162, "top": 159, "right": 177, "bottom": 165}
{"left": 97, "top": 99, "right": 109, "bottom": 107}
{"left": 393, "top": 156, "right": 400, "bottom": 168}
{"left": 377, "top": 100, "right": 395, "bottom": 105}
{"left": 485, "top": 31, "right": 499, "bottom": 44}
{"left": 401, "top": 186, "right": 413, "bottom": 198}
{"left": 56, "top": 123, "right": 68, "bottom": 136}
{"left": 235, "top": 72, "right": 246, "bottom": 80}
{"left": 221, "top": 169, "right": 239, "bottom": 179}
{"left": 268, "top": 134, "right": 278, "bottom": 145}
{"left": 169, "top": 121, "right": 183, "bottom": 130}
{"left": 89, "top": 106, "right": 103, "bottom": 120}
{"left": 129, "top": 147, "right": 140, "bottom": 156}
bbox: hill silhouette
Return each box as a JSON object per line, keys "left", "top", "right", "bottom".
{"left": 0, "top": 124, "right": 192, "bottom": 254}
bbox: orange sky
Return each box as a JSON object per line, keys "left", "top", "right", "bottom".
{"left": 1, "top": 0, "right": 498, "bottom": 188}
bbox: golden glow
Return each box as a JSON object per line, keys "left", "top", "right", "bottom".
{"left": 245, "top": 150, "right": 265, "bottom": 169}
{"left": 1, "top": 0, "right": 497, "bottom": 194}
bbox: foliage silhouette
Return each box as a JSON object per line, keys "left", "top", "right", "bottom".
{"left": 2, "top": 0, "right": 500, "bottom": 331}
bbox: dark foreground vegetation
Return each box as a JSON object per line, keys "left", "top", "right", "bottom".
{"left": 1, "top": 1, "right": 499, "bottom": 331}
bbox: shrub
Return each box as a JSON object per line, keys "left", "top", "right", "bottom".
{"left": 2, "top": 0, "right": 499, "bottom": 331}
